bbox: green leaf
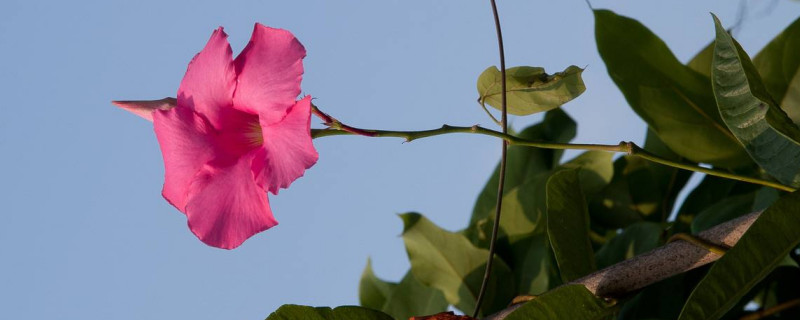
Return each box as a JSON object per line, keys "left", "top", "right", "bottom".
{"left": 595, "top": 222, "right": 663, "bottom": 269}
{"left": 546, "top": 169, "right": 596, "bottom": 282}
{"left": 753, "top": 16, "right": 800, "bottom": 124}
{"left": 677, "top": 191, "right": 800, "bottom": 320}
{"left": 782, "top": 71, "right": 800, "bottom": 125}
{"left": 752, "top": 186, "right": 780, "bottom": 211}
{"left": 590, "top": 129, "right": 691, "bottom": 228}
{"left": 266, "top": 305, "right": 393, "bottom": 320}
{"left": 509, "top": 233, "right": 560, "bottom": 295}
{"left": 469, "top": 151, "right": 612, "bottom": 249}
{"left": 675, "top": 174, "right": 760, "bottom": 233}
{"left": 495, "top": 152, "right": 612, "bottom": 294}
{"left": 594, "top": 9, "right": 751, "bottom": 168}
{"left": 477, "top": 65, "right": 586, "bottom": 116}
{"left": 618, "top": 273, "right": 690, "bottom": 320}
{"left": 467, "top": 109, "right": 576, "bottom": 243}
{"left": 381, "top": 271, "right": 448, "bottom": 320}
{"left": 711, "top": 14, "right": 800, "bottom": 188}
{"left": 688, "top": 41, "right": 715, "bottom": 78}
{"left": 690, "top": 192, "right": 755, "bottom": 234}
{"left": 401, "top": 213, "right": 514, "bottom": 316}
{"left": 504, "top": 285, "right": 618, "bottom": 320}
{"left": 358, "top": 259, "right": 397, "bottom": 311}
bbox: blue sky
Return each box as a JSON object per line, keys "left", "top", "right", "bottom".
{"left": 1, "top": 0, "right": 797, "bottom": 319}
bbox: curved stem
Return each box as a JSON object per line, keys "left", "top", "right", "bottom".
{"left": 474, "top": 0, "right": 508, "bottom": 317}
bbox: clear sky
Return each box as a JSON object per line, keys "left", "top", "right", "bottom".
{"left": 1, "top": 0, "right": 797, "bottom": 319}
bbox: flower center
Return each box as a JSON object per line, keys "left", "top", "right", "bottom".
{"left": 244, "top": 119, "right": 264, "bottom": 147}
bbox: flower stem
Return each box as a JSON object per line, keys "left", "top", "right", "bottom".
{"left": 310, "top": 108, "right": 796, "bottom": 193}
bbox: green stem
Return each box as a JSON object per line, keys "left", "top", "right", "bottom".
{"left": 311, "top": 106, "right": 796, "bottom": 193}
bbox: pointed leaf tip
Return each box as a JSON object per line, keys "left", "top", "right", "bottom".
{"left": 711, "top": 14, "right": 800, "bottom": 187}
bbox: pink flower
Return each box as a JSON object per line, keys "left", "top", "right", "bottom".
{"left": 113, "top": 24, "right": 318, "bottom": 249}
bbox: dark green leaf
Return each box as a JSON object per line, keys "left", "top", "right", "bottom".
{"left": 509, "top": 233, "right": 561, "bottom": 295}
{"left": 590, "top": 129, "right": 691, "bottom": 228}
{"left": 595, "top": 222, "right": 663, "bottom": 269}
{"left": 677, "top": 191, "right": 800, "bottom": 320}
{"left": 266, "top": 305, "right": 393, "bottom": 320}
{"left": 690, "top": 192, "right": 755, "bottom": 234}
{"left": 477, "top": 65, "right": 586, "bottom": 116}
{"left": 711, "top": 14, "right": 800, "bottom": 188}
{"left": 547, "top": 169, "right": 596, "bottom": 282}
{"left": 504, "top": 285, "right": 618, "bottom": 320}
{"left": 594, "top": 9, "right": 751, "bottom": 168}
{"left": 381, "top": 271, "right": 448, "bottom": 320}
{"left": 618, "top": 273, "right": 691, "bottom": 320}
{"left": 752, "top": 187, "right": 780, "bottom": 211}
{"left": 358, "top": 259, "right": 397, "bottom": 311}
{"left": 675, "top": 175, "right": 758, "bottom": 233}
{"left": 401, "top": 213, "right": 514, "bottom": 316}
{"left": 753, "top": 16, "right": 800, "bottom": 124}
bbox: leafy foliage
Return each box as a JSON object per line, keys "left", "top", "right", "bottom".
{"left": 272, "top": 8, "right": 800, "bottom": 320}
{"left": 594, "top": 9, "right": 752, "bottom": 168}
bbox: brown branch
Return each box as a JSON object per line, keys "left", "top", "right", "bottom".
{"left": 483, "top": 211, "right": 762, "bottom": 320}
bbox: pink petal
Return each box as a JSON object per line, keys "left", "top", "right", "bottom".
{"left": 112, "top": 98, "right": 177, "bottom": 122}
{"left": 153, "top": 106, "right": 216, "bottom": 212}
{"left": 178, "top": 27, "right": 237, "bottom": 129}
{"left": 260, "top": 96, "right": 319, "bottom": 194}
{"left": 233, "top": 23, "right": 306, "bottom": 124}
{"left": 185, "top": 149, "right": 277, "bottom": 249}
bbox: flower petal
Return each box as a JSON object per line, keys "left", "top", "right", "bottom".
{"left": 260, "top": 96, "right": 319, "bottom": 194}
{"left": 233, "top": 23, "right": 306, "bottom": 123}
{"left": 178, "top": 27, "right": 237, "bottom": 129}
{"left": 153, "top": 106, "right": 216, "bottom": 212}
{"left": 112, "top": 98, "right": 177, "bottom": 122}
{"left": 185, "top": 149, "right": 277, "bottom": 249}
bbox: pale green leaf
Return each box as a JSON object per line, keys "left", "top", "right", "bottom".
{"left": 358, "top": 259, "right": 397, "bottom": 311}
{"left": 401, "top": 213, "right": 514, "bottom": 316}
{"left": 688, "top": 41, "right": 715, "bottom": 78}
{"left": 381, "top": 271, "right": 448, "bottom": 320}
{"left": 477, "top": 65, "right": 586, "bottom": 116}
